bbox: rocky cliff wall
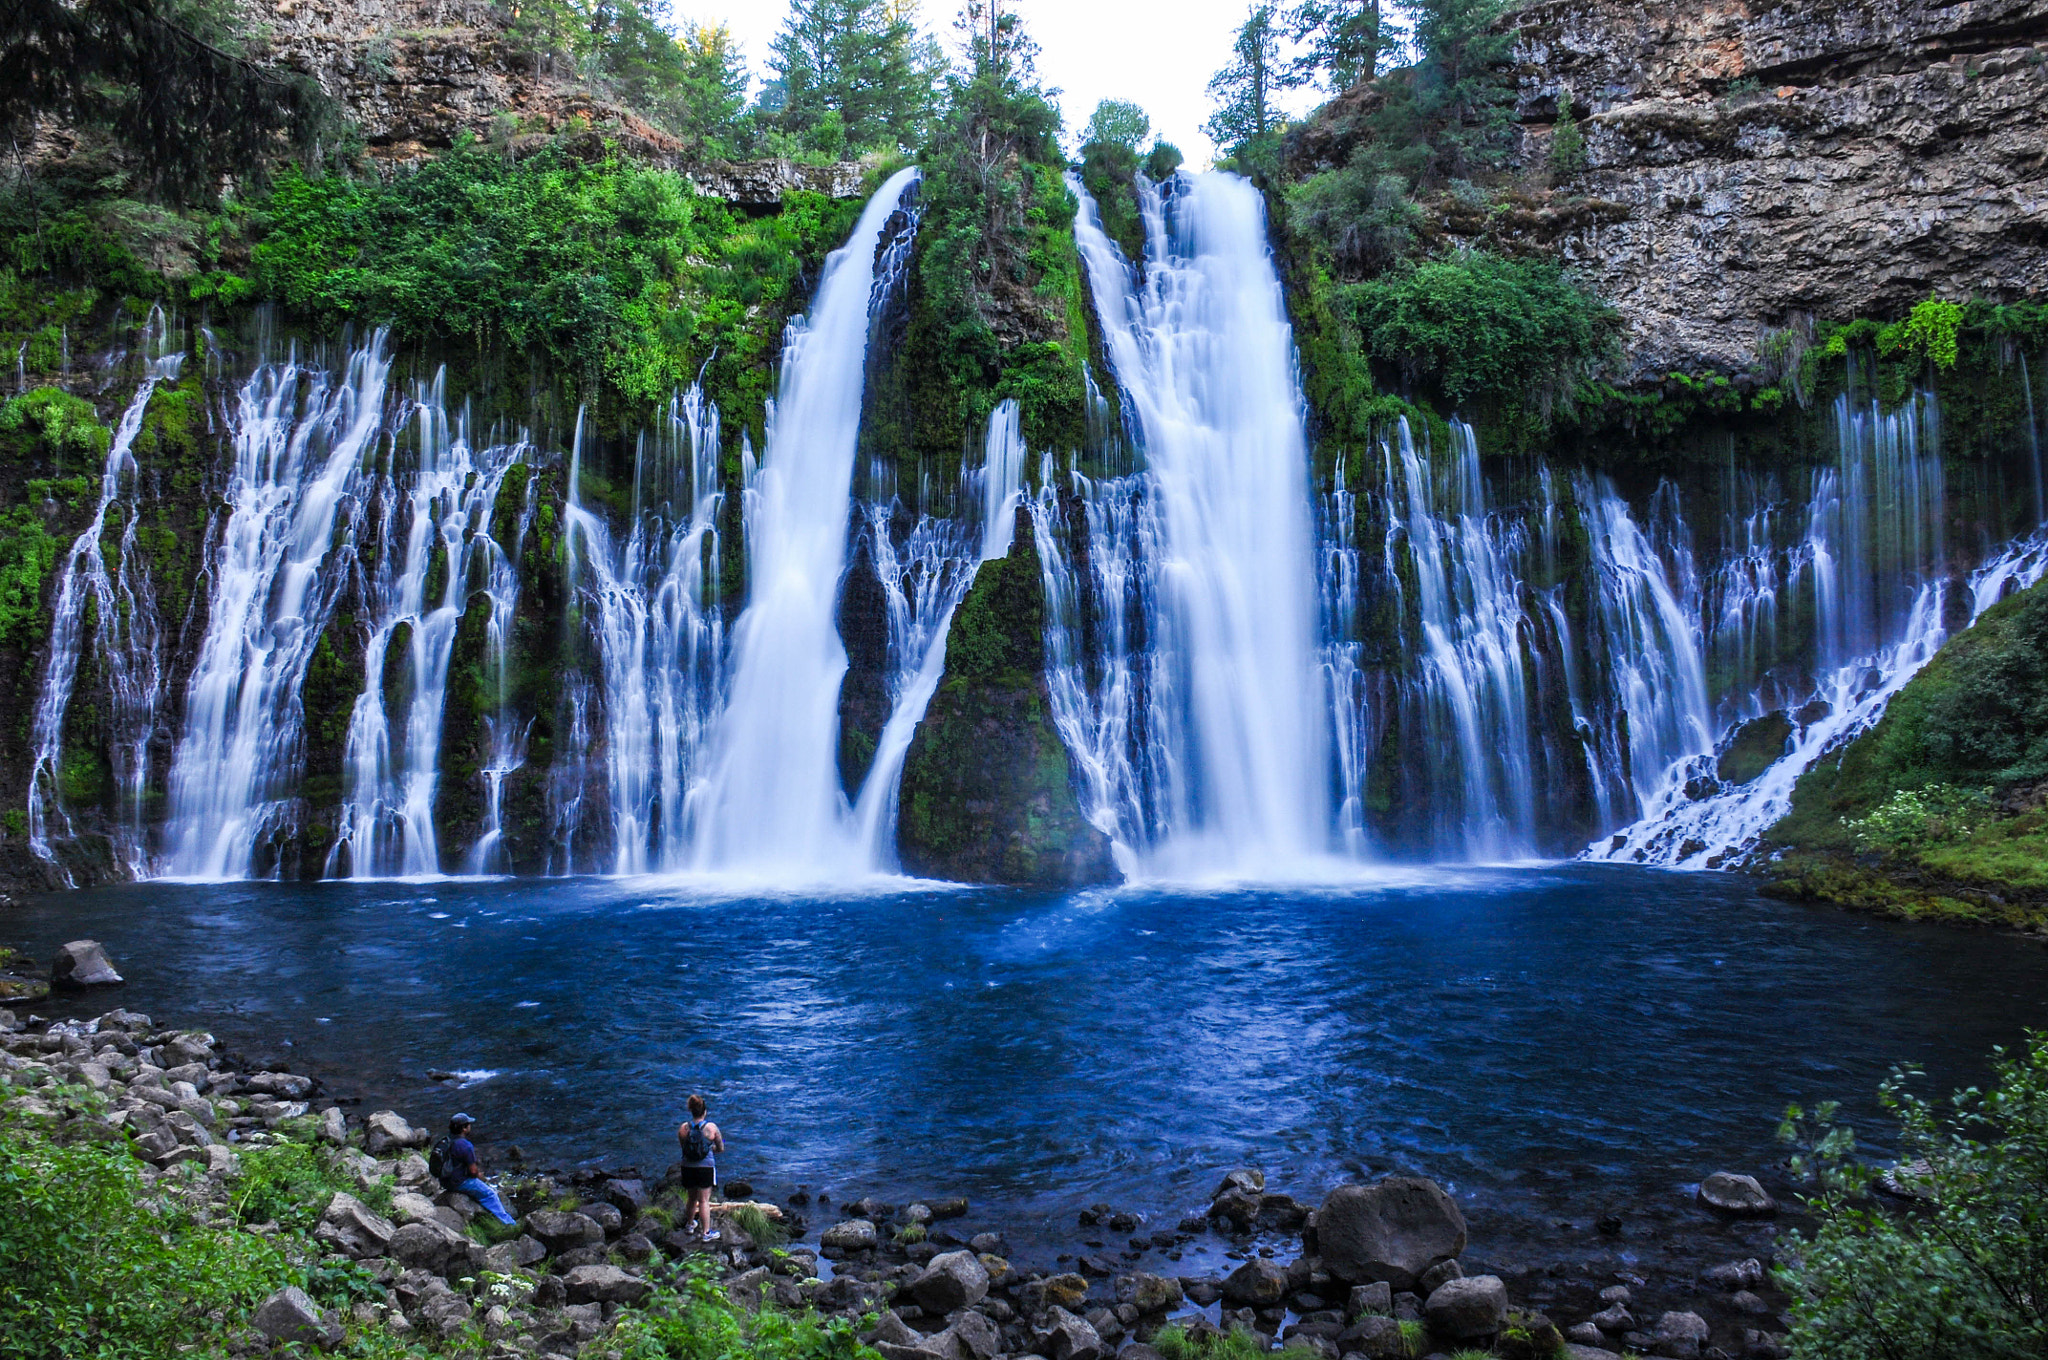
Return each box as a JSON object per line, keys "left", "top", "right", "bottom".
{"left": 1506, "top": 0, "right": 2048, "bottom": 376}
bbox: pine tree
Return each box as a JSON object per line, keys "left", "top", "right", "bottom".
{"left": 1204, "top": 4, "right": 1285, "bottom": 154}
{"left": 768, "top": 0, "right": 942, "bottom": 155}
{"left": 673, "top": 22, "right": 751, "bottom": 158}
{"left": 1288, "top": 0, "right": 1387, "bottom": 91}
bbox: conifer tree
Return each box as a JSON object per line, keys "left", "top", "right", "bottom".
{"left": 1287, "top": 0, "right": 1387, "bottom": 91}
{"left": 768, "top": 0, "right": 943, "bottom": 155}
{"left": 1204, "top": 4, "right": 1285, "bottom": 154}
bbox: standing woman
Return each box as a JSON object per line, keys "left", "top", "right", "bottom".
{"left": 677, "top": 1093, "right": 725, "bottom": 1240}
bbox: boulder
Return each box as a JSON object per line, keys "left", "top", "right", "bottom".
{"left": 943, "top": 1309, "right": 1001, "bottom": 1360}
{"left": 1337, "top": 1314, "right": 1408, "bottom": 1359}
{"left": 524, "top": 1209, "right": 605, "bottom": 1252}
{"left": 314, "top": 1192, "right": 396, "bottom": 1259}
{"left": 865, "top": 1311, "right": 921, "bottom": 1349}
{"left": 1417, "top": 1258, "right": 1463, "bottom": 1294}
{"left": 1042, "top": 1306, "right": 1105, "bottom": 1360}
{"left": 1032, "top": 1272, "right": 1092, "bottom": 1310}
{"left": 1703, "top": 1259, "right": 1765, "bottom": 1291}
{"left": 1592, "top": 1303, "right": 1636, "bottom": 1334}
{"left": 820, "top": 1218, "right": 879, "bottom": 1251}
{"left": 1217, "top": 1168, "right": 1266, "bottom": 1197}
{"left": 605, "top": 1178, "right": 650, "bottom": 1215}
{"left": 389, "top": 1191, "right": 444, "bottom": 1226}
{"left": 1652, "top": 1311, "right": 1710, "bottom": 1359}
{"left": 1222, "top": 1257, "right": 1288, "bottom": 1307}
{"left": 913, "top": 1249, "right": 990, "bottom": 1311}
{"left": 252, "top": 1285, "right": 342, "bottom": 1349}
{"left": 564, "top": 1264, "right": 650, "bottom": 1305}
{"left": 1697, "top": 1173, "right": 1776, "bottom": 1218}
{"left": 52, "top": 941, "right": 122, "bottom": 988}
{"left": 1349, "top": 1281, "right": 1393, "bottom": 1316}
{"left": 387, "top": 1219, "right": 479, "bottom": 1277}
{"left": 580, "top": 1201, "right": 624, "bottom": 1235}
{"left": 317, "top": 1106, "right": 347, "bottom": 1145}
{"left": 364, "top": 1109, "right": 427, "bottom": 1155}
{"left": 1123, "top": 1271, "right": 1183, "bottom": 1313}
{"left": 1424, "top": 1275, "right": 1508, "bottom": 1340}
{"left": 1314, "top": 1178, "right": 1467, "bottom": 1289}
{"left": 483, "top": 1235, "right": 549, "bottom": 1273}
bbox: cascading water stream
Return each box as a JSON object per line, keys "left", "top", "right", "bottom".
{"left": 162, "top": 335, "right": 393, "bottom": 879}
{"left": 27, "top": 309, "right": 182, "bottom": 878}
{"left": 328, "top": 374, "right": 526, "bottom": 878}
{"left": 1068, "top": 171, "right": 1330, "bottom": 877}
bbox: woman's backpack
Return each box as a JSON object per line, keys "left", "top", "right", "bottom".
{"left": 679, "top": 1118, "right": 711, "bottom": 1162}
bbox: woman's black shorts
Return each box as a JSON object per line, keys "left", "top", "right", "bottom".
{"left": 677, "top": 1165, "right": 715, "bottom": 1190}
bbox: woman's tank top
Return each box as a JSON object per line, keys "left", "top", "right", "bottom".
{"left": 681, "top": 1118, "right": 715, "bottom": 1167}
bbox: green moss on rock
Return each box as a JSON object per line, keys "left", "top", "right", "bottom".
{"left": 897, "top": 511, "right": 1116, "bottom": 887}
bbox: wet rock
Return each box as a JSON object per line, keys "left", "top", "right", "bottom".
{"left": 1257, "top": 1194, "right": 1311, "bottom": 1230}
{"left": 1223, "top": 1258, "right": 1288, "bottom": 1306}
{"left": 1591, "top": 1305, "right": 1634, "bottom": 1333}
{"left": 314, "top": 1192, "right": 396, "bottom": 1259}
{"left": 1337, "top": 1314, "right": 1408, "bottom": 1359}
{"left": 1697, "top": 1173, "right": 1776, "bottom": 1218}
{"left": 1183, "top": 1278, "right": 1222, "bottom": 1307}
{"left": 821, "top": 1219, "right": 879, "bottom": 1251}
{"left": 1703, "top": 1259, "right": 1765, "bottom": 1291}
{"left": 604, "top": 1178, "right": 650, "bottom": 1216}
{"left": 1314, "top": 1179, "right": 1468, "bottom": 1289}
{"left": 483, "top": 1235, "right": 549, "bottom": 1273}
{"left": 1027, "top": 1273, "right": 1093, "bottom": 1311}
{"left": 928, "top": 1196, "right": 969, "bottom": 1219}
{"left": 252, "top": 1285, "right": 342, "bottom": 1348}
{"left": 52, "top": 941, "right": 122, "bottom": 988}
{"left": 1349, "top": 1282, "right": 1393, "bottom": 1316}
{"left": 914, "top": 1249, "right": 991, "bottom": 1311}
{"left": 969, "top": 1232, "right": 1007, "bottom": 1256}
{"left": 525, "top": 1209, "right": 605, "bottom": 1252}
{"left": 1041, "top": 1306, "right": 1105, "bottom": 1360}
{"left": 1121, "top": 1272, "right": 1182, "bottom": 1313}
{"left": 564, "top": 1263, "right": 649, "bottom": 1305}
{"left": 1652, "top": 1311, "right": 1711, "bottom": 1359}
{"left": 1417, "top": 1259, "right": 1463, "bottom": 1294}
{"left": 1742, "top": 1328, "right": 1790, "bottom": 1359}
{"left": 1731, "top": 1290, "right": 1772, "bottom": 1316}
{"left": 364, "top": 1110, "right": 427, "bottom": 1155}
{"left": 1424, "top": 1274, "right": 1507, "bottom": 1340}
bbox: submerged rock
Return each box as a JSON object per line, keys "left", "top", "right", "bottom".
{"left": 1697, "top": 1172, "right": 1776, "bottom": 1218}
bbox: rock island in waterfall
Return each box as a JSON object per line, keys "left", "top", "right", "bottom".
{"left": 2, "top": 1, "right": 2047, "bottom": 1358}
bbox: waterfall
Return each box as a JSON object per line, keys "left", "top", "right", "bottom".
{"left": 27, "top": 310, "right": 182, "bottom": 879}
{"left": 327, "top": 373, "right": 527, "bottom": 878}
{"left": 162, "top": 335, "right": 393, "bottom": 879}
{"left": 1068, "top": 171, "right": 1330, "bottom": 878}
{"left": 469, "top": 462, "right": 538, "bottom": 875}
{"left": 564, "top": 393, "right": 730, "bottom": 875}
{"left": 1590, "top": 385, "right": 1955, "bottom": 867}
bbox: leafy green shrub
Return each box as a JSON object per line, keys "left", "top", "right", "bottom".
{"left": 1842, "top": 784, "right": 1992, "bottom": 855}
{"left": 1777, "top": 1034, "right": 2048, "bottom": 1358}
{"left": 1548, "top": 90, "right": 1587, "bottom": 179}
{"left": 609, "top": 1263, "right": 875, "bottom": 1360}
{"left": 731, "top": 1202, "right": 786, "bottom": 1247}
{"left": 0, "top": 1104, "right": 293, "bottom": 1359}
{"left": 1899, "top": 297, "right": 1964, "bottom": 371}
{"left": 1337, "top": 251, "right": 1617, "bottom": 409}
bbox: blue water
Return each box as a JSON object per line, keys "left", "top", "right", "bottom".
{"left": 14, "top": 865, "right": 2048, "bottom": 1272}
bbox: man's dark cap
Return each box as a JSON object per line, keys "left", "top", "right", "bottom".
{"left": 451, "top": 1113, "right": 475, "bottom": 1130}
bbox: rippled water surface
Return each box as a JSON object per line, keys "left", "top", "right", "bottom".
{"left": 16, "top": 866, "right": 2048, "bottom": 1266}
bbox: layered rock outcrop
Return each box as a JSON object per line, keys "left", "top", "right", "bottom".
{"left": 1507, "top": 0, "right": 2048, "bottom": 374}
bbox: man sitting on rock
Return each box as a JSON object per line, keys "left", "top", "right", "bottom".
{"left": 441, "top": 1113, "right": 518, "bottom": 1225}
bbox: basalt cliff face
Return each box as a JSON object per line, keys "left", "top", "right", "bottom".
{"left": 1507, "top": 0, "right": 2048, "bottom": 375}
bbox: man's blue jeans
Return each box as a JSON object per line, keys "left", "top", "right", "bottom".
{"left": 453, "top": 1176, "right": 517, "bottom": 1225}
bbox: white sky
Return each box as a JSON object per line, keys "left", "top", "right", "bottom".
{"left": 683, "top": 0, "right": 1326, "bottom": 167}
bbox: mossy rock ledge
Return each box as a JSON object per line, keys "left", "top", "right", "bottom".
{"left": 897, "top": 510, "right": 1116, "bottom": 887}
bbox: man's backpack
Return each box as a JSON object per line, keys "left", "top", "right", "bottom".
{"left": 679, "top": 1119, "right": 711, "bottom": 1162}
{"left": 428, "top": 1134, "right": 456, "bottom": 1183}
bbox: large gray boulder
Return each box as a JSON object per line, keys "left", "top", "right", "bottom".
{"left": 1122, "top": 1271, "right": 1183, "bottom": 1314}
{"left": 1314, "top": 1178, "right": 1468, "bottom": 1289}
{"left": 364, "top": 1109, "right": 427, "bottom": 1155}
{"left": 524, "top": 1209, "right": 605, "bottom": 1252}
{"left": 52, "top": 941, "right": 122, "bottom": 988}
{"left": 387, "top": 1219, "right": 479, "bottom": 1277}
{"left": 941, "top": 1310, "right": 1000, "bottom": 1360}
{"left": 1697, "top": 1173, "right": 1776, "bottom": 1218}
{"left": 564, "top": 1264, "right": 650, "bottom": 1305}
{"left": 252, "top": 1286, "right": 342, "bottom": 1348}
{"left": 1652, "top": 1310, "right": 1711, "bottom": 1359}
{"left": 912, "top": 1249, "right": 990, "bottom": 1311}
{"left": 483, "top": 1235, "right": 548, "bottom": 1273}
{"left": 313, "top": 1192, "right": 395, "bottom": 1259}
{"left": 1337, "top": 1315, "right": 1408, "bottom": 1359}
{"left": 1424, "top": 1274, "right": 1508, "bottom": 1340}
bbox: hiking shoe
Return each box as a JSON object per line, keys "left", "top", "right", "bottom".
{"left": 701, "top": 1230, "right": 720, "bottom": 1242}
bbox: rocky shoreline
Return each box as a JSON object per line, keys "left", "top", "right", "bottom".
{"left": 2, "top": 941, "right": 1810, "bottom": 1360}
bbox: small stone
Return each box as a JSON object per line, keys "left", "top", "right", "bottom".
{"left": 52, "top": 941, "right": 122, "bottom": 988}
{"left": 1424, "top": 1274, "right": 1507, "bottom": 1340}
{"left": 317, "top": 1106, "right": 347, "bottom": 1145}
{"left": 1731, "top": 1290, "right": 1772, "bottom": 1316}
{"left": 1123, "top": 1271, "right": 1182, "bottom": 1313}
{"left": 1042, "top": 1306, "right": 1105, "bottom": 1360}
{"left": 1591, "top": 1305, "right": 1634, "bottom": 1333}
{"left": 1697, "top": 1173, "right": 1776, "bottom": 1218}
{"left": 1223, "top": 1257, "right": 1288, "bottom": 1306}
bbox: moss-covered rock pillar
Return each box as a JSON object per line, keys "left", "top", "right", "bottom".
{"left": 897, "top": 508, "right": 1117, "bottom": 886}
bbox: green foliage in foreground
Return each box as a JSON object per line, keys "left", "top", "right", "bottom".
{"left": 1777, "top": 1033, "right": 2048, "bottom": 1359}
{"left": 249, "top": 141, "right": 863, "bottom": 414}
{"left": 1152, "top": 1322, "right": 1329, "bottom": 1360}
{"left": 603, "top": 1263, "right": 873, "bottom": 1360}
{"left": 1334, "top": 251, "right": 1618, "bottom": 410}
